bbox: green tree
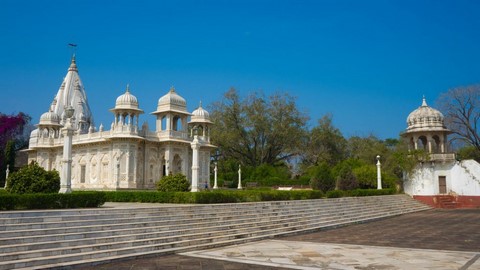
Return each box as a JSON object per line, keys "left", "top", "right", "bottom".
{"left": 4, "top": 140, "right": 15, "bottom": 174}
{"left": 309, "top": 162, "right": 335, "bottom": 192}
{"left": 6, "top": 162, "right": 60, "bottom": 194}
{"left": 347, "top": 135, "right": 388, "bottom": 163}
{"left": 353, "top": 164, "right": 377, "bottom": 189}
{"left": 156, "top": 174, "right": 190, "bottom": 192}
{"left": 392, "top": 142, "right": 430, "bottom": 178}
{"left": 302, "top": 114, "right": 347, "bottom": 167}
{"left": 336, "top": 164, "right": 359, "bottom": 191}
{"left": 249, "top": 163, "right": 290, "bottom": 182}
{"left": 210, "top": 88, "right": 308, "bottom": 167}
{"left": 347, "top": 135, "right": 402, "bottom": 180}
{"left": 457, "top": 145, "right": 480, "bottom": 162}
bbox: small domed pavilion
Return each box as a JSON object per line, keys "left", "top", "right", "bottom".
{"left": 402, "top": 97, "right": 451, "bottom": 154}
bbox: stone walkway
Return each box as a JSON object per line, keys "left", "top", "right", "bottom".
{"left": 81, "top": 208, "right": 480, "bottom": 270}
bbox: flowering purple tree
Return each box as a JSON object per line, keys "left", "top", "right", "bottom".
{"left": 0, "top": 112, "right": 31, "bottom": 184}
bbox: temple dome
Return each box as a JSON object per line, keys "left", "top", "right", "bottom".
{"left": 158, "top": 86, "right": 186, "bottom": 106}
{"left": 406, "top": 97, "right": 447, "bottom": 132}
{"left": 153, "top": 86, "right": 189, "bottom": 114}
{"left": 115, "top": 85, "right": 139, "bottom": 110}
{"left": 39, "top": 110, "right": 61, "bottom": 126}
{"left": 190, "top": 102, "right": 212, "bottom": 124}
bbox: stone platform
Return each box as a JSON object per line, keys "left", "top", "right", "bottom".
{"left": 83, "top": 208, "right": 480, "bottom": 270}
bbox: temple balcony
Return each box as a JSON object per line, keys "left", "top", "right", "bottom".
{"left": 157, "top": 130, "right": 189, "bottom": 140}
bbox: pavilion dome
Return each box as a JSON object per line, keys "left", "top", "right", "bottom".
{"left": 153, "top": 86, "right": 189, "bottom": 114}
{"left": 190, "top": 102, "right": 212, "bottom": 124}
{"left": 115, "top": 85, "right": 139, "bottom": 110}
{"left": 406, "top": 97, "right": 446, "bottom": 132}
{"left": 158, "top": 86, "right": 186, "bottom": 107}
{"left": 39, "top": 110, "right": 61, "bottom": 126}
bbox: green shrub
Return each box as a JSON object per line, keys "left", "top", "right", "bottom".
{"left": 353, "top": 165, "right": 377, "bottom": 189}
{"left": 0, "top": 192, "right": 106, "bottom": 210}
{"left": 104, "top": 189, "right": 324, "bottom": 204}
{"left": 345, "top": 188, "right": 396, "bottom": 197}
{"left": 0, "top": 194, "right": 18, "bottom": 210}
{"left": 6, "top": 162, "right": 60, "bottom": 194}
{"left": 309, "top": 162, "right": 335, "bottom": 192}
{"left": 156, "top": 174, "right": 190, "bottom": 192}
{"left": 326, "top": 190, "right": 345, "bottom": 198}
{"left": 336, "top": 165, "right": 359, "bottom": 190}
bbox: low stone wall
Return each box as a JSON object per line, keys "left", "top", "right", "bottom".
{"left": 413, "top": 195, "right": 480, "bottom": 208}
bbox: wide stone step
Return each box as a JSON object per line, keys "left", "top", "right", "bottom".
{"left": 0, "top": 194, "right": 415, "bottom": 221}
{"left": 0, "top": 203, "right": 428, "bottom": 258}
{"left": 0, "top": 199, "right": 403, "bottom": 225}
{"left": 0, "top": 199, "right": 407, "bottom": 235}
{"left": 0, "top": 195, "right": 431, "bottom": 270}
{"left": 0, "top": 207, "right": 417, "bottom": 269}
{"left": 0, "top": 203, "right": 399, "bottom": 249}
{"left": 0, "top": 202, "right": 416, "bottom": 242}
{"left": 5, "top": 206, "right": 428, "bottom": 270}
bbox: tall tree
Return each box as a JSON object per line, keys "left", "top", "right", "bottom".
{"left": 210, "top": 88, "right": 308, "bottom": 167}
{"left": 437, "top": 85, "right": 480, "bottom": 151}
{"left": 302, "top": 114, "right": 347, "bottom": 167}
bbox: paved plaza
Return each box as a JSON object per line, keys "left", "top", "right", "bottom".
{"left": 79, "top": 208, "right": 480, "bottom": 270}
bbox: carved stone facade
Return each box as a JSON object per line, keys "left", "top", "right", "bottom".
{"left": 27, "top": 57, "right": 215, "bottom": 190}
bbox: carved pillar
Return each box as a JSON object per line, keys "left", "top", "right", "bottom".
{"left": 60, "top": 112, "right": 75, "bottom": 194}
{"left": 191, "top": 135, "right": 200, "bottom": 192}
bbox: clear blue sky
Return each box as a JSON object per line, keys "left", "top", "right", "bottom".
{"left": 1, "top": 0, "right": 479, "bottom": 139}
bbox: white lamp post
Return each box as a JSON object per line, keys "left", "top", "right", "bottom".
{"left": 237, "top": 164, "right": 242, "bottom": 189}
{"left": 376, "top": 155, "right": 382, "bottom": 190}
{"left": 60, "top": 105, "right": 75, "bottom": 194}
{"left": 213, "top": 162, "right": 218, "bottom": 189}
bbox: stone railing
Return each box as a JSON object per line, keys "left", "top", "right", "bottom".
{"left": 157, "top": 130, "right": 189, "bottom": 140}
{"left": 75, "top": 131, "right": 112, "bottom": 143}
{"left": 430, "top": 153, "right": 456, "bottom": 161}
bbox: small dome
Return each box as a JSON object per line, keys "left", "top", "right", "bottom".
{"left": 406, "top": 97, "right": 446, "bottom": 131}
{"left": 190, "top": 101, "right": 212, "bottom": 124}
{"left": 158, "top": 86, "right": 186, "bottom": 107}
{"left": 153, "top": 86, "right": 189, "bottom": 114}
{"left": 39, "top": 110, "right": 61, "bottom": 126}
{"left": 115, "top": 85, "right": 140, "bottom": 110}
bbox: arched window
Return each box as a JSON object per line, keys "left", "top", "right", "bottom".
{"left": 173, "top": 116, "right": 182, "bottom": 131}
{"left": 432, "top": 135, "right": 441, "bottom": 153}
{"left": 417, "top": 136, "right": 428, "bottom": 151}
{"left": 161, "top": 116, "right": 167, "bottom": 131}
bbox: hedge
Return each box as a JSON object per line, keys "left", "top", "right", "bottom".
{"left": 104, "top": 190, "right": 325, "bottom": 204}
{"left": 0, "top": 192, "right": 106, "bottom": 210}
{"left": 326, "top": 188, "right": 396, "bottom": 198}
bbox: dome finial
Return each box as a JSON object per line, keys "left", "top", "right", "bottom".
{"left": 68, "top": 53, "right": 78, "bottom": 71}
{"left": 126, "top": 84, "right": 130, "bottom": 93}
{"left": 170, "top": 86, "right": 176, "bottom": 93}
{"left": 422, "top": 95, "right": 427, "bottom": 106}
{"left": 199, "top": 100, "right": 202, "bottom": 108}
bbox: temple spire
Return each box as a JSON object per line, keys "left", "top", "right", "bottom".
{"left": 422, "top": 95, "right": 427, "bottom": 107}
{"left": 68, "top": 54, "right": 78, "bottom": 72}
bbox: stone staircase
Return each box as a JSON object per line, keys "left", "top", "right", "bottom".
{"left": 0, "top": 194, "right": 430, "bottom": 269}
{"left": 437, "top": 195, "right": 461, "bottom": 209}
